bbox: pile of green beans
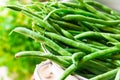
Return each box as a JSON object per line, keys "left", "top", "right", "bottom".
{"left": 8, "top": 0, "right": 120, "bottom": 80}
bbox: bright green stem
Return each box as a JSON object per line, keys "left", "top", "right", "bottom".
{"left": 89, "top": 68, "right": 119, "bottom": 80}
{"left": 12, "top": 27, "right": 71, "bottom": 56}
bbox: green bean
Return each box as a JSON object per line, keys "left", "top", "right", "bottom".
{"left": 58, "top": 9, "right": 99, "bottom": 18}
{"left": 67, "top": 30, "right": 82, "bottom": 35}
{"left": 60, "top": 28, "right": 74, "bottom": 39}
{"left": 80, "top": 74, "right": 95, "bottom": 78}
{"left": 84, "top": 3, "right": 111, "bottom": 20}
{"left": 104, "top": 33, "right": 120, "bottom": 41}
{"left": 82, "top": 21, "right": 120, "bottom": 33}
{"left": 7, "top": 5, "right": 43, "bottom": 19}
{"left": 44, "top": 45, "right": 59, "bottom": 55}
{"left": 12, "top": 27, "right": 71, "bottom": 56}
{"left": 7, "top": 5, "right": 23, "bottom": 11}
{"left": 7, "top": 6, "right": 62, "bottom": 34}
{"left": 104, "top": 13, "right": 118, "bottom": 20}
{"left": 112, "top": 60, "right": 120, "bottom": 67}
{"left": 89, "top": 68, "right": 119, "bottom": 80}
{"left": 83, "top": 60, "right": 111, "bottom": 75}
{"left": 65, "top": 48, "right": 81, "bottom": 53}
{"left": 61, "top": 2, "right": 84, "bottom": 9}
{"left": 44, "top": 8, "right": 99, "bottom": 21}
{"left": 22, "top": 10, "right": 60, "bottom": 34}
{"left": 50, "top": 13, "right": 61, "bottom": 20}
{"left": 58, "top": 56, "right": 72, "bottom": 62}
{"left": 60, "top": 52, "right": 85, "bottom": 80}
{"left": 82, "top": 45, "right": 120, "bottom": 62}
{"left": 74, "top": 31, "right": 119, "bottom": 42}
{"left": 87, "top": 40, "right": 108, "bottom": 47}
{"left": 8, "top": 1, "right": 120, "bottom": 80}
{"left": 78, "top": 21, "right": 90, "bottom": 31}
{"left": 83, "top": 21, "right": 120, "bottom": 33}
{"left": 50, "top": 19, "right": 82, "bottom": 31}
{"left": 84, "top": 21, "right": 107, "bottom": 28}
{"left": 87, "top": 43, "right": 108, "bottom": 50}
{"left": 72, "top": 52, "right": 86, "bottom": 66}
{"left": 86, "top": 1, "right": 120, "bottom": 16}
{"left": 49, "top": 21, "right": 74, "bottom": 39}
{"left": 100, "top": 27, "right": 120, "bottom": 34}
{"left": 45, "top": 32, "right": 97, "bottom": 53}
{"left": 82, "top": 21, "right": 100, "bottom": 31}
{"left": 58, "top": 3, "right": 70, "bottom": 9}
{"left": 15, "top": 51, "right": 70, "bottom": 67}
{"left": 87, "top": 1, "right": 120, "bottom": 20}
{"left": 61, "top": 64, "right": 77, "bottom": 80}
{"left": 93, "top": 60, "right": 114, "bottom": 69}
{"left": 63, "top": 14, "right": 120, "bottom": 26}
{"left": 78, "top": 0, "right": 111, "bottom": 20}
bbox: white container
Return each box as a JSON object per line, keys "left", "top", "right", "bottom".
{"left": 34, "top": 60, "right": 88, "bottom": 80}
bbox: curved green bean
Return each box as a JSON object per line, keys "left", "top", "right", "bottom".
{"left": 15, "top": 51, "right": 70, "bottom": 67}
{"left": 12, "top": 27, "right": 71, "bottom": 56}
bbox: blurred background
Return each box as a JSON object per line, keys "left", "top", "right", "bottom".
{"left": 0, "top": 0, "right": 42, "bottom": 80}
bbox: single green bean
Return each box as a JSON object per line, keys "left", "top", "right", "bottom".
{"left": 86, "top": 1, "right": 120, "bottom": 16}
{"left": 87, "top": 43, "right": 108, "bottom": 50}
{"left": 15, "top": 51, "right": 70, "bottom": 67}
{"left": 82, "top": 45, "right": 120, "bottom": 62}
{"left": 12, "top": 27, "right": 71, "bottom": 56}
{"left": 63, "top": 14, "right": 120, "bottom": 26}
{"left": 74, "top": 31, "right": 119, "bottom": 42}
{"left": 61, "top": 2, "right": 84, "bottom": 9}
{"left": 84, "top": 3, "right": 111, "bottom": 20}
{"left": 65, "top": 48, "right": 81, "bottom": 53}
{"left": 89, "top": 68, "right": 119, "bottom": 80}
{"left": 51, "top": 19, "right": 82, "bottom": 31}
{"left": 82, "top": 21, "right": 100, "bottom": 31}
{"left": 87, "top": 40, "right": 108, "bottom": 47}
{"left": 84, "top": 60, "right": 112, "bottom": 73}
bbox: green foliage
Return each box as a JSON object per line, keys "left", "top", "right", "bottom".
{"left": 0, "top": 7, "right": 41, "bottom": 80}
